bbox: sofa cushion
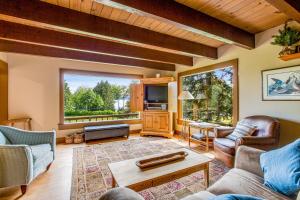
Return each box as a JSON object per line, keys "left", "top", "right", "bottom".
{"left": 0, "top": 131, "right": 10, "bottom": 144}
{"left": 214, "top": 138, "right": 236, "bottom": 155}
{"left": 208, "top": 168, "right": 291, "bottom": 200}
{"left": 226, "top": 121, "right": 256, "bottom": 141}
{"left": 33, "top": 151, "right": 53, "bottom": 178}
{"left": 182, "top": 191, "right": 216, "bottom": 200}
{"left": 260, "top": 139, "right": 300, "bottom": 197}
{"left": 213, "top": 194, "right": 262, "bottom": 200}
{"left": 30, "top": 144, "right": 52, "bottom": 161}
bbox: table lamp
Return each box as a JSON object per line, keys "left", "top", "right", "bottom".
{"left": 178, "top": 91, "right": 194, "bottom": 140}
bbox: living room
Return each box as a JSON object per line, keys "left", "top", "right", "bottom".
{"left": 0, "top": 0, "right": 300, "bottom": 200}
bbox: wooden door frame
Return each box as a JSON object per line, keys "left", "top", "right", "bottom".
{"left": 0, "top": 59, "right": 8, "bottom": 124}
{"left": 177, "top": 59, "right": 239, "bottom": 126}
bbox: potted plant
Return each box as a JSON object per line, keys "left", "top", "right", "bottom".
{"left": 272, "top": 22, "right": 300, "bottom": 56}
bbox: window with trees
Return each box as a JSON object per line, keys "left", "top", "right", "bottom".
{"left": 178, "top": 60, "right": 238, "bottom": 126}
{"left": 60, "top": 69, "right": 141, "bottom": 127}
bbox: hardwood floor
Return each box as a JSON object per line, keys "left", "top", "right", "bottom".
{"left": 0, "top": 134, "right": 214, "bottom": 200}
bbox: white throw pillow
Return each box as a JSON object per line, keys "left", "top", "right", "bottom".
{"left": 226, "top": 121, "right": 256, "bottom": 141}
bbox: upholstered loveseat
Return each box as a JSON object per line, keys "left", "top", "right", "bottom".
{"left": 0, "top": 126, "right": 56, "bottom": 194}
{"left": 183, "top": 146, "right": 295, "bottom": 200}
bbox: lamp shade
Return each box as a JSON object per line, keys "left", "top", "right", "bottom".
{"left": 178, "top": 91, "right": 194, "bottom": 100}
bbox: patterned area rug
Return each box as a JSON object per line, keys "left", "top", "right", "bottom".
{"left": 71, "top": 137, "right": 228, "bottom": 200}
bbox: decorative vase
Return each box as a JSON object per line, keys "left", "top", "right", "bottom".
{"left": 161, "top": 104, "right": 167, "bottom": 110}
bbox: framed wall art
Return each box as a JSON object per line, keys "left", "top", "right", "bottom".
{"left": 262, "top": 65, "right": 300, "bottom": 101}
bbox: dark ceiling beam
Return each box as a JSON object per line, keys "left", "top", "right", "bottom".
{"left": 0, "top": 39, "right": 175, "bottom": 71}
{"left": 0, "top": 20, "right": 193, "bottom": 66}
{"left": 95, "top": 0, "right": 255, "bottom": 49}
{"left": 265, "top": 0, "right": 300, "bottom": 22}
{"left": 0, "top": 0, "right": 217, "bottom": 59}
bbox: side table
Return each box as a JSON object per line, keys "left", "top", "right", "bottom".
{"left": 188, "top": 122, "right": 219, "bottom": 151}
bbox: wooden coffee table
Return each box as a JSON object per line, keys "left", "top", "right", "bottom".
{"left": 108, "top": 148, "right": 213, "bottom": 191}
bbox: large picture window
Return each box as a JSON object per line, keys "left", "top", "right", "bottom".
{"left": 59, "top": 69, "right": 142, "bottom": 129}
{"left": 178, "top": 60, "right": 238, "bottom": 126}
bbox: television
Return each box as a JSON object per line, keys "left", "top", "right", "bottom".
{"left": 145, "top": 86, "right": 168, "bottom": 103}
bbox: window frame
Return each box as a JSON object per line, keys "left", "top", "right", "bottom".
{"left": 58, "top": 68, "right": 143, "bottom": 130}
{"left": 177, "top": 59, "right": 239, "bottom": 126}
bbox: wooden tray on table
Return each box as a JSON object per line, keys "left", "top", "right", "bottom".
{"left": 136, "top": 151, "right": 188, "bottom": 169}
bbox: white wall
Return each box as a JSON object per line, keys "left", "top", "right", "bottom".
{"left": 176, "top": 24, "right": 300, "bottom": 145}
{"left": 6, "top": 54, "right": 173, "bottom": 137}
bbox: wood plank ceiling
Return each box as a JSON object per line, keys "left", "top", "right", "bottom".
{"left": 45, "top": 0, "right": 225, "bottom": 47}
{"left": 42, "top": 0, "right": 288, "bottom": 42}
{"left": 0, "top": 0, "right": 291, "bottom": 71}
{"left": 176, "top": 0, "right": 289, "bottom": 33}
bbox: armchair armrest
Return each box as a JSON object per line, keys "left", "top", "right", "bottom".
{"left": 235, "top": 136, "right": 276, "bottom": 147}
{"left": 214, "top": 126, "right": 234, "bottom": 138}
{"left": 0, "top": 145, "right": 34, "bottom": 187}
{"left": 234, "top": 146, "right": 265, "bottom": 177}
{"left": 0, "top": 126, "right": 56, "bottom": 153}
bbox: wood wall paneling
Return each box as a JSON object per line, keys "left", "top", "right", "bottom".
{"left": 0, "top": 59, "right": 8, "bottom": 124}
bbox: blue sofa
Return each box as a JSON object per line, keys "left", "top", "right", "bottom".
{"left": 0, "top": 126, "right": 56, "bottom": 194}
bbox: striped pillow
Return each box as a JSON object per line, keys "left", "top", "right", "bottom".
{"left": 226, "top": 121, "right": 256, "bottom": 141}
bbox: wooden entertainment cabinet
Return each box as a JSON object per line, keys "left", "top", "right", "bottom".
{"left": 130, "top": 77, "right": 174, "bottom": 138}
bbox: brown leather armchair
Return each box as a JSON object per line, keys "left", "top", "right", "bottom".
{"left": 214, "top": 115, "right": 280, "bottom": 167}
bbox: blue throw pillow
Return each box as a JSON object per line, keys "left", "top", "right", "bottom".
{"left": 213, "top": 194, "right": 263, "bottom": 200}
{"left": 260, "top": 139, "right": 300, "bottom": 196}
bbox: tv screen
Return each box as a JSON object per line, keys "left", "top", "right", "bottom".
{"left": 146, "top": 86, "right": 168, "bottom": 102}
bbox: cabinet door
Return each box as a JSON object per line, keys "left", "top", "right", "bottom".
{"left": 143, "top": 113, "right": 155, "bottom": 131}
{"left": 130, "top": 83, "right": 143, "bottom": 112}
{"left": 154, "top": 113, "right": 169, "bottom": 132}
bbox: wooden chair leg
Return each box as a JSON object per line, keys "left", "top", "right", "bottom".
{"left": 21, "top": 185, "right": 27, "bottom": 195}
{"left": 46, "top": 163, "right": 52, "bottom": 171}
